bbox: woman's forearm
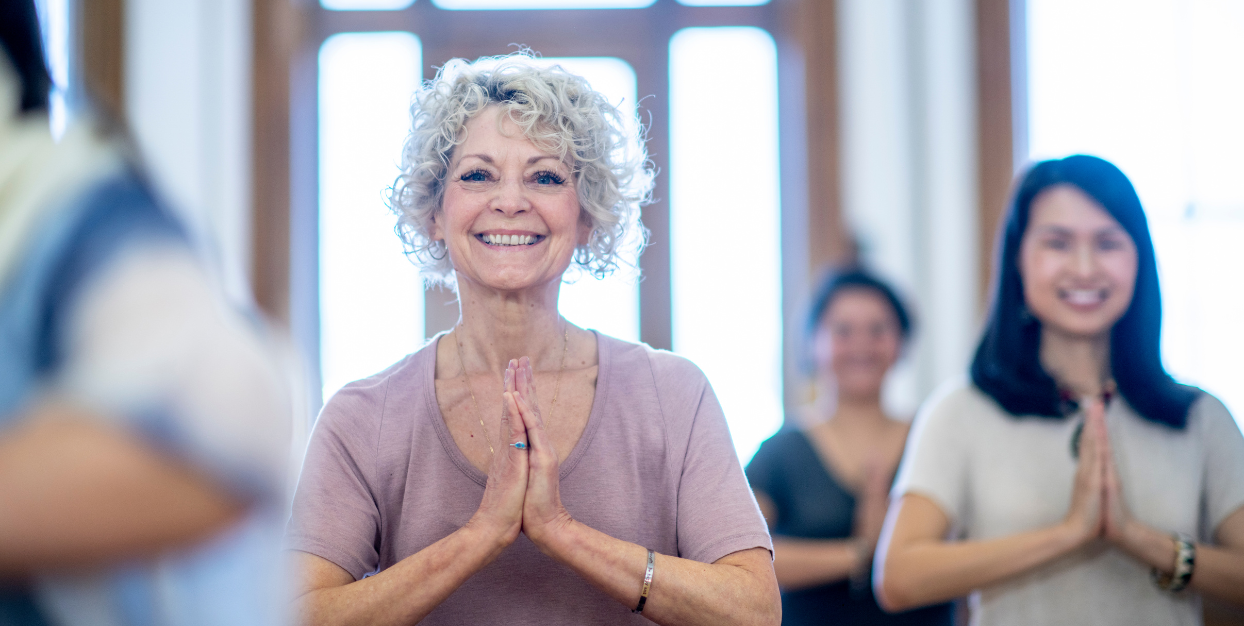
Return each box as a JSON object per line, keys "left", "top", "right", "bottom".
{"left": 771, "top": 537, "right": 860, "bottom": 591}
{"left": 878, "top": 522, "right": 1082, "bottom": 611}
{"left": 294, "top": 519, "right": 512, "bottom": 626}
{"left": 1115, "top": 519, "right": 1244, "bottom": 606}
{"left": 1190, "top": 543, "right": 1244, "bottom": 605}
{"left": 0, "top": 415, "right": 244, "bottom": 578}
{"left": 533, "top": 518, "right": 780, "bottom": 626}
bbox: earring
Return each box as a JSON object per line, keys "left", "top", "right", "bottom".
{"left": 427, "top": 241, "right": 448, "bottom": 261}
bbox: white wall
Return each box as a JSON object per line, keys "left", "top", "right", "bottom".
{"left": 837, "top": 0, "right": 979, "bottom": 416}
{"left": 126, "top": 0, "right": 254, "bottom": 306}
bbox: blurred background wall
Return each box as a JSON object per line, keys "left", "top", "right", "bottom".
{"left": 37, "top": 0, "right": 1244, "bottom": 469}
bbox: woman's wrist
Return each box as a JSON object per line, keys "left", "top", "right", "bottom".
{"left": 1118, "top": 519, "right": 1178, "bottom": 572}
{"left": 1054, "top": 517, "right": 1096, "bottom": 552}
{"left": 464, "top": 513, "right": 520, "bottom": 555}
{"left": 525, "top": 511, "right": 580, "bottom": 560}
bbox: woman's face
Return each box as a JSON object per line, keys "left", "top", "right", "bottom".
{"left": 812, "top": 288, "right": 902, "bottom": 401}
{"left": 1019, "top": 185, "right": 1138, "bottom": 340}
{"left": 433, "top": 106, "right": 588, "bottom": 293}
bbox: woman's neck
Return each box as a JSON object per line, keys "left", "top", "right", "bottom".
{"left": 453, "top": 274, "right": 567, "bottom": 374}
{"left": 1039, "top": 327, "right": 1112, "bottom": 397}
{"left": 812, "top": 377, "right": 890, "bottom": 432}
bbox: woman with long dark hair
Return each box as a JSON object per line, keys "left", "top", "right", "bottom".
{"left": 874, "top": 155, "right": 1244, "bottom": 624}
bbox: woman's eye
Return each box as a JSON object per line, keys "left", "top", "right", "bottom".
{"left": 1097, "top": 237, "right": 1125, "bottom": 251}
{"left": 460, "top": 170, "right": 489, "bottom": 183}
{"left": 1042, "top": 237, "right": 1070, "bottom": 251}
{"left": 533, "top": 170, "right": 565, "bottom": 185}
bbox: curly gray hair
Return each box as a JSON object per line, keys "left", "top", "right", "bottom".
{"left": 389, "top": 51, "right": 653, "bottom": 286}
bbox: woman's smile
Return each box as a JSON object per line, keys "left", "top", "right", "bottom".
{"left": 474, "top": 231, "right": 546, "bottom": 247}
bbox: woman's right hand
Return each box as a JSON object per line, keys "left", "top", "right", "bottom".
{"left": 1063, "top": 398, "right": 1106, "bottom": 544}
{"left": 467, "top": 360, "right": 529, "bottom": 546}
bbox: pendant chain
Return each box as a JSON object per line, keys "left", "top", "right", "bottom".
{"left": 454, "top": 321, "right": 570, "bottom": 455}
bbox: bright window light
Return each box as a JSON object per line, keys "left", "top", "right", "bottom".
{"left": 35, "top": 0, "right": 70, "bottom": 138}
{"left": 1028, "top": 0, "right": 1244, "bottom": 426}
{"left": 433, "top": 0, "right": 654, "bottom": 9}
{"left": 322, "top": 0, "right": 414, "bottom": 10}
{"left": 319, "top": 32, "right": 425, "bottom": 402}
{"left": 669, "top": 27, "right": 782, "bottom": 464}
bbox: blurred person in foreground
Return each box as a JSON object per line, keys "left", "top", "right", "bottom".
{"left": 745, "top": 269, "right": 953, "bottom": 625}
{"left": 0, "top": 1, "right": 291, "bottom": 624}
{"left": 285, "top": 52, "right": 780, "bottom": 626}
{"left": 876, "top": 155, "right": 1244, "bottom": 624}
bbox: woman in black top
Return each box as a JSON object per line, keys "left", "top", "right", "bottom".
{"left": 746, "top": 270, "right": 953, "bottom": 625}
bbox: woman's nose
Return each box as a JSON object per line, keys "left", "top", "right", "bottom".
{"left": 1074, "top": 240, "right": 1097, "bottom": 277}
{"left": 491, "top": 178, "right": 530, "bottom": 215}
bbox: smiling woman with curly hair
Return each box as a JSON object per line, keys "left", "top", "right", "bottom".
{"left": 285, "top": 52, "right": 781, "bottom": 626}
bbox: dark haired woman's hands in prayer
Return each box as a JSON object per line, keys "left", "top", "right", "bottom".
{"left": 469, "top": 360, "right": 530, "bottom": 546}
{"left": 1100, "top": 410, "right": 1135, "bottom": 546}
{"left": 505, "top": 357, "right": 574, "bottom": 550}
{"left": 1064, "top": 398, "right": 1106, "bottom": 544}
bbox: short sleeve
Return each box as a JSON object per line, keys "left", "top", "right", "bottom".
{"left": 285, "top": 383, "right": 386, "bottom": 580}
{"left": 1195, "top": 394, "right": 1244, "bottom": 534}
{"left": 653, "top": 353, "right": 773, "bottom": 564}
{"left": 892, "top": 382, "right": 974, "bottom": 526}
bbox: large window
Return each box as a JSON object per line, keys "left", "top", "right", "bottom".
{"left": 308, "top": 2, "right": 790, "bottom": 461}
{"left": 1027, "top": 0, "right": 1244, "bottom": 424}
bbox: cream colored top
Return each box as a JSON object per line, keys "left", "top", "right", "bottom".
{"left": 894, "top": 379, "right": 1244, "bottom": 626}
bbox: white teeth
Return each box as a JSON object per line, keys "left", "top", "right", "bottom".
{"left": 1064, "top": 289, "right": 1104, "bottom": 305}
{"left": 482, "top": 233, "right": 537, "bottom": 246}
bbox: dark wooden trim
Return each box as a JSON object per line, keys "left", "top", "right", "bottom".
{"left": 252, "top": 0, "right": 303, "bottom": 325}
{"left": 975, "top": 0, "right": 1019, "bottom": 308}
{"left": 790, "top": 0, "right": 850, "bottom": 272}
{"left": 79, "top": 0, "right": 125, "bottom": 120}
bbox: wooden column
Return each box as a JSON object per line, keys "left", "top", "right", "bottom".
{"left": 252, "top": 0, "right": 302, "bottom": 325}
{"left": 790, "top": 0, "right": 851, "bottom": 274}
{"left": 79, "top": 0, "right": 125, "bottom": 120}
{"left": 975, "top": 0, "right": 1019, "bottom": 305}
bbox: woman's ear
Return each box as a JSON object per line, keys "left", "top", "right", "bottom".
{"left": 577, "top": 212, "right": 592, "bottom": 248}
{"left": 429, "top": 211, "right": 444, "bottom": 242}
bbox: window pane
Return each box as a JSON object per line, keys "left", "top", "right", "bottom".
{"left": 670, "top": 27, "right": 782, "bottom": 463}
{"left": 319, "top": 32, "right": 424, "bottom": 402}
{"left": 433, "top": 0, "right": 654, "bottom": 9}
{"left": 322, "top": 0, "right": 415, "bottom": 10}
{"left": 1028, "top": 0, "right": 1244, "bottom": 425}
{"left": 35, "top": 0, "right": 70, "bottom": 137}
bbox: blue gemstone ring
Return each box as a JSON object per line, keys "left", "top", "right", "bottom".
{"left": 511, "top": 442, "right": 528, "bottom": 450}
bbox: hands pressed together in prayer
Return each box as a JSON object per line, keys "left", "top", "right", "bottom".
{"left": 469, "top": 356, "right": 574, "bottom": 554}
{"left": 1063, "top": 399, "right": 1171, "bottom": 571}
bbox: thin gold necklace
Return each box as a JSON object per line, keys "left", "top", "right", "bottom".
{"left": 453, "top": 321, "right": 570, "bottom": 455}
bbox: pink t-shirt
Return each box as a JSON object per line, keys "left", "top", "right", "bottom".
{"left": 286, "top": 332, "right": 772, "bottom": 625}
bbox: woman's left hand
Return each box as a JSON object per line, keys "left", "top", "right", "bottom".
{"left": 505, "top": 357, "right": 575, "bottom": 550}
{"left": 1097, "top": 402, "right": 1177, "bottom": 573}
{"left": 1098, "top": 407, "right": 1134, "bottom": 545}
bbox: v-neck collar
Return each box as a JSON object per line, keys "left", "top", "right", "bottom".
{"left": 423, "top": 329, "right": 612, "bottom": 488}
